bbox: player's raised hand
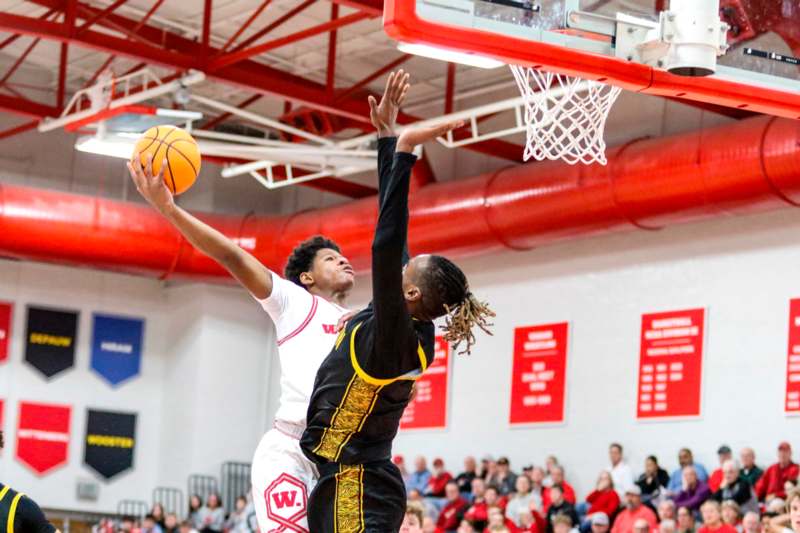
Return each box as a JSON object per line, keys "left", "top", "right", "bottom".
{"left": 396, "top": 120, "right": 465, "bottom": 153}
{"left": 368, "top": 69, "right": 410, "bottom": 137}
{"left": 127, "top": 153, "right": 175, "bottom": 215}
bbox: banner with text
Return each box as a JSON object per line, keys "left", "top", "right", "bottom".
{"left": 637, "top": 308, "right": 705, "bottom": 419}
{"left": 25, "top": 306, "right": 78, "bottom": 379}
{"left": 91, "top": 314, "right": 144, "bottom": 387}
{"left": 510, "top": 322, "right": 569, "bottom": 425}
{"left": 0, "top": 302, "right": 11, "bottom": 364}
{"left": 786, "top": 299, "right": 800, "bottom": 414}
{"left": 84, "top": 409, "right": 137, "bottom": 480}
{"left": 16, "top": 401, "right": 71, "bottom": 475}
{"left": 400, "top": 337, "right": 450, "bottom": 430}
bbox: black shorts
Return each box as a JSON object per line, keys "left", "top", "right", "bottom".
{"left": 308, "top": 460, "right": 406, "bottom": 533}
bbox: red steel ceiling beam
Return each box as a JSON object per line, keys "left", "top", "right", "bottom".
{"left": 445, "top": 62, "right": 456, "bottom": 114}
{"left": 219, "top": 0, "right": 272, "bottom": 54}
{"left": 0, "top": 7, "right": 57, "bottom": 51}
{"left": 0, "top": 119, "right": 38, "bottom": 140}
{"left": 202, "top": 0, "right": 213, "bottom": 53}
{"left": 0, "top": 93, "right": 58, "bottom": 118}
{"left": 75, "top": 0, "right": 129, "bottom": 35}
{"left": 326, "top": 3, "right": 339, "bottom": 97}
{"left": 225, "top": 0, "right": 315, "bottom": 54}
{"left": 210, "top": 11, "right": 371, "bottom": 71}
{"left": 0, "top": 37, "right": 41, "bottom": 88}
{"left": 328, "top": 0, "right": 383, "bottom": 17}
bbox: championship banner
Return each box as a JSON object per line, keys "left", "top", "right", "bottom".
{"left": 400, "top": 337, "right": 450, "bottom": 430}
{"left": 16, "top": 401, "right": 71, "bottom": 475}
{"left": 785, "top": 299, "right": 800, "bottom": 414}
{"left": 0, "top": 302, "right": 11, "bottom": 364}
{"left": 84, "top": 409, "right": 137, "bottom": 480}
{"left": 509, "top": 322, "right": 569, "bottom": 425}
{"left": 25, "top": 306, "right": 78, "bottom": 379}
{"left": 91, "top": 314, "right": 144, "bottom": 387}
{"left": 636, "top": 308, "right": 705, "bottom": 419}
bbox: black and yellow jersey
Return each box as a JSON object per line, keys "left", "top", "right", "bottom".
{"left": 0, "top": 484, "right": 56, "bottom": 533}
{"left": 301, "top": 138, "right": 435, "bottom": 467}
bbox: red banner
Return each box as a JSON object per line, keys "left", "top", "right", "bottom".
{"left": 786, "top": 299, "right": 800, "bottom": 414}
{"left": 509, "top": 323, "right": 569, "bottom": 425}
{"left": 16, "top": 401, "right": 71, "bottom": 475}
{"left": 0, "top": 301, "right": 11, "bottom": 364}
{"left": 400, "top": 337, "right": 450, "bottom": 430}
{"left": 637, "top": 308, "right": 704, "bottom": 419}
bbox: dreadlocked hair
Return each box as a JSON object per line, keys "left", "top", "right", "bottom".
{"left": 284, "top": 235, "right": 341, "bottom": 288}
{"left": 422, "top": 255, "right": 495, "bottom": 356}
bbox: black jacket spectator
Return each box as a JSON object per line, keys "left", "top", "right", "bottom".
{"left": 546, "top": 501, "right": 579, "bottom": 533}
{"left": 711, "top": 477, "right": 752, "bottom": 507}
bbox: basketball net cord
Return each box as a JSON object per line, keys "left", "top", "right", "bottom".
{"left": 510, "top": 65, "right": 622, "bottom": 165}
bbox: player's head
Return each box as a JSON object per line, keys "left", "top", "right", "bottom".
{"left": 402, "top": 254, "right": 494, "bottom": 354}
{"left": 284, "top": 235, "right": 354, "bottom": 296}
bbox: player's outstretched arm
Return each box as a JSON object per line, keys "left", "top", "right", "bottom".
{"left": 127, "top": 153, "right": 272, "bottom": 299}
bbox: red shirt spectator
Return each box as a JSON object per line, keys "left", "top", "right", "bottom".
{"left": 586, "top": 488, "right": 621, "bottom": 518}
{"left": 754, "top": 442, "right": 799, "bottom": 501}
{"left": 709, "top": 445, "right": 733, "bottom": 493}
{"left": 438, "top": 482, "right": 468, "bottom": 532}
{"left": 698, "top": 500, "right": 738, "bottom": 533}
{"left": 698, "top": 525, "right": 738, "bottom": 533}
{"left": 611, "top": 487, "right": 658, "bottom": 533}
{"left": 542, "top": 483, "right": 576, "bottom": 512}
{"left": 427, "top": 458, "right": 454, "bottom": 498}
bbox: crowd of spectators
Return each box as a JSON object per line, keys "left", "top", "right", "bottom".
{"left": 396, "top": 442, "right": 800, "bottom": 533}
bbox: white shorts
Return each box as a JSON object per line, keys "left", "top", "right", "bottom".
{"left": 251, "top": 423, "right": 318, "bottom": 533}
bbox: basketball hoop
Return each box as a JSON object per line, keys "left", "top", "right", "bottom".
{"left": 510, "top": 65, "right": 621, "bottom": 165}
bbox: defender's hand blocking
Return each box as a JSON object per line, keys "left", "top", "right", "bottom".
{"left": 396, "top": 120, "right": 464, "bottom": 153}
{"left": 368, "top": 70, "right": 410, "bottom": 137}
{"left": 127, "top": 153, "right": 175, "bottom": 214}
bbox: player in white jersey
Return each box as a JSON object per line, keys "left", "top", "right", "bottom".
{"left": 127, "top": 71, "right": 410, "bottom": 533}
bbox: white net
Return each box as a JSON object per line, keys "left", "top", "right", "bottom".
{"left": 510, "top": 65, "right": 622, "bottom": 165}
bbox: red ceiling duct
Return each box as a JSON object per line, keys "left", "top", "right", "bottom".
{"left": 0, "top": 115, "right": 799, "bottom": 281}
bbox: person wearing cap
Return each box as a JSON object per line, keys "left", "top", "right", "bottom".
{"left": 674, "top": 466, "right": 712, "bottom": 514}
{"left": 709, "top": 446, "right": 734, "bottom": 493}
{"left": 755, "top": 442, "right": 799, "bottom": 503}
{"left": 437, "top": 481, "right": 469, "bottom": 533}
{"left": 611, "top": 486, "right": 658, "bottom": 533}
{"left": 426, "top": 458, "right": 454, "bottom": 499}
{"left": 488, "top": 457, "right": 519, "bottom": 497}
{"left": 608, "top": 444, "right": 636, "bottom": 499}
{"left": 408, "top": 456, "right": 433, "bottom": 496}
{"left": 738, "top": 449, "right": 763, "bottom": 490}
{"left": 590, "top": 512, "right": 610, "bottom": 533}
{"left": 670, "top": 450, "right": 710, "bottom": 494}
{"left": 711, "top": 460, "right": 756, "bottom": 513}
{"left": 457, "top": 457, "right": 479, "bottom": 496}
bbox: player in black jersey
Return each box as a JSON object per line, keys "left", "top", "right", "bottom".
{"left": 300, "top": 71, "right": 494, "bottom": 533}
{"left": 0, "top": 431, "right": 58, "bottom": 533}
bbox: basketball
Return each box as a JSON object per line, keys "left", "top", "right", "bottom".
{"left": 133, "top": 125, "right": 201, "bottom": 195}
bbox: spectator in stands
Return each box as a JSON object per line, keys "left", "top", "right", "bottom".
{"left": 508, "top": 475, "right": 540, "bottom": 527}
{"left": 150, "top": 504, "right": 166, "bottom": 529}
{"left": 712, "top": 460, "right": 756, "bottom": 512}
{"left": 439, "top": 481, "right": 470, "bottom": 533}
{"left": 611, "top": 486, "right": 658, "bottom": 533}
{"left": 661, "top": 520, "right": 678, "bottom": 533}
{"left": 677, "top": 506, "right": 697, "bottom": 533}
{"left": 458, "top": 519, "right": 478, "bottom": 533}
{"left": 486, "top": 486, "right": 507, "bottom": 513}
{"left": 545, "top": 457, "right": 561, "bottom": 488}
{"left": 590, "top": 512, "right": 610, "bottom": 533}
{"left": 489, "top": 457, "right": 519, "bottom": 496}
{"left": 546, "top": 486, "right": 580, "bottom": 533}
{"left": 755, "top": 443, "right": 799, "bottom": 503}
{"left": 609, "top": 444, "right": 636, "bottom": 498}
{"left": 163, "top": 514, "right": 179, "bottom": 533}
{"left": 582, "top": 470, "right": 621, "bottom": 525}
{"left": 740, "top": 512, "right": 759, "bottom": 533}
{"left": 659, "top": 500, "right": 678, "bottom": 523}
{"left": 739, "top": 449, "right": 763, "bottom": 491}
{"left": 698, "top": 501, "right": 737, "bottom": 533}
{"left": 178, "top": 520, "right": 198, "bottom": 533}
{"left": 488, "top": 505, "right": 520, "bottom": 532}
{"left": 670, "top": 450, "right": 710, "bottom": 494}
{"left": 544, "top": 467, "right": 577, "bottom": 511}
{"left": 224, "top": 496, "right": 250, "bottom": 533}
{"left": 530, "top": 467, "right": 546, "bottom": 511}
{"left": 198, "top": 493, "right": 224, "bottom": 533}
{"left": 638, "top": 456, "right": 671, "bottom": 507}
{"left": 427, "top": 458, "right": 454, "bottom": 498}
{"left": 120, "top": 516, "right": 135, "bottom": 532}
{"left": 634, "top": 518, "right": 652, "bottom": 533}
{"left": 458, "top": 457, "right": 479, "bottom": 495}
{"left": 483, "top": 457, "right": 499, "bottom": 484}
{"left": 188, "top": 495, "right": 203, "bottom": 531}
{"left": 674, "top": 467, "right": 712, "bottom": 514}
{"left": 395, "top": 455, "right": 410, "bottom": 485}
{"left": 401, "top": 502, "right": 425, "bottom": 533}
{"left": 142, "top": 515, "right": 163, "bottom": 533}
{"left": 408, "top": 488, "right": 438, "bottom": 519}
{"left": 720, "top": 501, "right": 742, "bottom": 533}
{"left": 788, "top": 488, "right": 800, "bottom": 533}
{"left": 552, "top": 514, "right": 578, "bottom": 533}
{"left": 409, "top": 456, "right": 433, "bottom": 495}
{"left": 710, "top": 447, "right": 734, "bottom": 493}
{"left": 422, "top": 516, "right": 437, "bottom": 533}
{"left": 465, "top": 478, "right": 490, "bottom": 530}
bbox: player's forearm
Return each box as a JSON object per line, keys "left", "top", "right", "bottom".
{"left": 371, "top": 152, "right": 416, "bottom": 256}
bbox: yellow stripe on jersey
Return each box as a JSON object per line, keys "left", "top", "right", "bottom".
{"left": 7, "top": 492, "right": 25, "bottom": 533}
{"left": 334, "top": 464, "right": 364, "bottom": 533}
{"left": 0, "top": 487, "right": 9, "bottom": 504}
{"left": 348, "top": 323, "right": 429, "bottom": 386}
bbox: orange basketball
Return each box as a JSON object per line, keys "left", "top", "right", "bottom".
{"left": 133, "top": 125, "right": 201, "bottom": 195}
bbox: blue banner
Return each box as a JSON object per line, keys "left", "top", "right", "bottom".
{"left": 91, "top": 314, "right": 144, "bottom": 387}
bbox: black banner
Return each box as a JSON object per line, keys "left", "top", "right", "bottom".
{"left": 84, "top": 409, "right": 137, "bottom": 480}
{"left": 25, "top": 306, "right": 78, "bottom": 379}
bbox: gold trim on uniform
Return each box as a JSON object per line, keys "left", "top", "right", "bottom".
{"left": 334, "top": 465, "right": 364, "bottom": 533}
{"left": 7, "top": 492, "right": 24, "bottom": 533}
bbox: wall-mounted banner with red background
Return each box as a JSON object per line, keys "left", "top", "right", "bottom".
{"left": 0, "top": 302, "right": 11, "bottom": 364}
{"left": 636, "top": 308, "right": 705, "bottom": 420}
{"left": 509, "top": 322, "right": 569, "bottom": 425}
{"left": 400, "top": 336, "right": 450, "bottom": 431}
{"left": 16, "top": 401, "right": 71, "bottom": 475}
{"left": 25, "top": 306, "right": 78, "bottom": 379}
{"left": 785, "top": 299, "right": 800, "bottom": 415}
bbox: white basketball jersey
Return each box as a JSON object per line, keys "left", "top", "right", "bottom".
{"left": 256, "top": 274, "right": 347, "bottom": 426}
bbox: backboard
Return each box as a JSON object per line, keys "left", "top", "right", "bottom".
{"left": 384, "top": 0, "right": 800, "bottom": 119}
